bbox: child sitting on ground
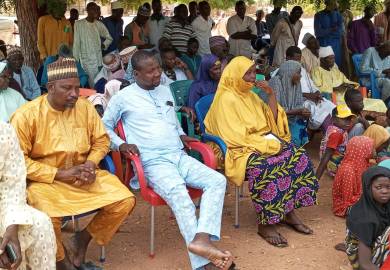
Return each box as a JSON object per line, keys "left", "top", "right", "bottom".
{"left": 332, "top": 136, "right": 375, "bottom": 217}
{"left": 179, "top": 38, "right": 202, "bottom": 78}
{"left": 346, "top": 164, "right": 390, "bottom": 270}
{"left": 316, "top": 105, "right": 356, "bottom": 179}
{"left": 344, "top": 88, "right": 387, "bottom": 131}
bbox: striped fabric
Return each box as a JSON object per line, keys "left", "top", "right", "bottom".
{"left": 163, "top": 21, "right": 196, "bottom": 54}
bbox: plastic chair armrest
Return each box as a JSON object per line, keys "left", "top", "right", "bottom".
{"left": 182, "top": 112, "right": 195, "bottom": 137}
{"left": 187, "top": 141, "right": 217, "bottom": 169}
{"left": 124, "top": 154, "right": 148, "bottom": 197}
{"left": 201, "top": 133, "right": 227, "bottom": 157}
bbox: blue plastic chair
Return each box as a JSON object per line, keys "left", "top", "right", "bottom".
{"left": 352, "top": 54, "right": 371, "bottom": 89}
{"left": 62, "top": 155, "right": 116, "bottom": 263}
{"left": 195, "top": 94, "right": 244, "bottom": 228}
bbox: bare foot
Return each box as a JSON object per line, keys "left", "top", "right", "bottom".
{"left": 257, "top": 224, "right": 288, "bottom": 247}
{"left": 284, "top": 211, "right": 313, "bottom": 235}
{"left": 188, "top": 233, "right": 233, "bottom": 269}
{"left": 70, "top": 229, "right": 92, "bottom": 267}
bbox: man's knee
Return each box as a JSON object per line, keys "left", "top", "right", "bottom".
{"left": 119, "top": 196, "right": 136, "bottom": 216}
{"left": 212, "top": 171, "right": 227, "bottom": 189}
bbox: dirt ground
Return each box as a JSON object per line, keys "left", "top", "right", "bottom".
{"left": 66, "top": 134, "right": 351, "bottom": 270}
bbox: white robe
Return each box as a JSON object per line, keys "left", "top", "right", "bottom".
{"left": 0, "top": 122, "right": 56, "bottom": 269}
{"left": 73, "top": 19, "right": 113, "bottom": 87}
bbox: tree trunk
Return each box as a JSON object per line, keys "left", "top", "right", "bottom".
{"left": 15, "top": 0, "right": 40, "bottom": 71}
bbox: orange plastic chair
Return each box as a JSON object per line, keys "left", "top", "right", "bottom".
{"left": 114, "top": 121, "right": 216, "bottom": 257}
{"left": 331, "top": 87, "right": 367, "bottom": 104}
{"left": 79, "top": 88, "right": 96, "bottom": 97}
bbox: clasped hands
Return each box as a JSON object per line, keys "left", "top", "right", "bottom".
{"left": 56, "top": 160, "right": 97, "bottom": 187}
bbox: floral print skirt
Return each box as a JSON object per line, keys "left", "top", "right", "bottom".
{"left": 245, "top": 142, "right": 319, "bottom": 225}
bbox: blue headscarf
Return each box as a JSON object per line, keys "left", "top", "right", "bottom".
{"left": 188, "top": 54, "right": 219, "bottom": 109}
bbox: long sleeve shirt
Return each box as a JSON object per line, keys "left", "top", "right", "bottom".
{"left": 73, "top": 19, "right": 113, "bottom": 69}
{"left": 347, "top": 19, "right": 376, "bottom": 54}
{"left": 13, "top": 66, "right": 41, "bottom": 100}
{"left": 0, "top": 122, "right": 34, "bottom": 231}
{"left": 37, "top": 15, "right": 73, "bottom": 60}
{"left": 102, "top": 83, "right": 186, "bottom": 161}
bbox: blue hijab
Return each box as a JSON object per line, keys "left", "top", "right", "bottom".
{"left": 188, "top": 54, "right": 219, "bottom": 109}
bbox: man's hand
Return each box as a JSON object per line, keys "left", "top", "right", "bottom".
{"left": 300, "top": 108, "right": 311, "bottom": 118}
{"left": 383, "top": 68, "right": 390, "bottom": 77}
{"left": 175, "top": 58, "right": 188, "bottom": 70}
{"left": 119, "top": 143, "right": 140, "bottom": 157}
{"left": 180, "top": 135, "right": 200, "bottom": 150}
{"left": 0, "top": 225, "right": 22, "bottom": 270}
{"left": 180, "top": 106, "right": 196, "bottom": 123}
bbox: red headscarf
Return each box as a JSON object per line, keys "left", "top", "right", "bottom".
{"left": 332, "top": 136, "right": 374, "bottom": 217}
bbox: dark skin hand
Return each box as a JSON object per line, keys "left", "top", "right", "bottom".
{"left": 55, "top": 162, "right": 96, "bottom": 187}
{"left": 0, "top": 225, "right": 22, "bottom": 270}
{"left": 357, "top": 113, "right": 370, "bottom": 130}
{"left": 358, "top": 242, "right": 379, "bottom": 270}
{"left": 180, "top": 135, "right": 199, "bottom": 150}
{"left": 333, "top": 83, "right": 356, "bottom": 92}
{"left": 180, "top": 106, "right": 196, "bottom": 123}
{"left": 303, "top": 92, "right": 323, "bottom": 104}
{"left": 316, "top": 148, "right": 334, "bottom": 179}
{"left": 230, "top": 28, "right": 257, "bottom": 40}
{"left": 119, "top": 143, "right": 140, "bottom": 157}
{"left": 286, "top": 108, "right": 311, "bottom": 118}
{"left": 383, "top": 68, "right": 390, "bottom": 77}
{"left": 255, "top": 81, "right": 278, "bottom": 121}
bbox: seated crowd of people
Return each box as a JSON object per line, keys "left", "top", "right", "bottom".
{"left": 2, "top": 0, "right": 390, "bottom": 269}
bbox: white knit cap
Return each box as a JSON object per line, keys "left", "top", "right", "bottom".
{"left": 302, "top": 33, "right": 314, "bottom": 46}
{"left": 111, "top": 1, "right": 124, "bottom": 10}
{"left": 319, "top": 46, "right": 335, "bottom": 58}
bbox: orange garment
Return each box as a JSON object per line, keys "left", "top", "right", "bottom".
{"left": 332, "top": 136, "right": 374, "bottom": 217}
{"left": 37, "top": 15, "right": 73, "bottom": 60}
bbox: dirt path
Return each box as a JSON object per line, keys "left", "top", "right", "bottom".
{"left": 71, "top": 136, "right": 351, "bottom": 270}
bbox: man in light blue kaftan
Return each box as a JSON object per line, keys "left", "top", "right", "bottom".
{"left": 314, "top": 0, "right": 343, "bottom": 67}
{"left": 102, "top": 50, "right": 233, "bottom": 270}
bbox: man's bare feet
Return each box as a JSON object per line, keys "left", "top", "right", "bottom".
{"left": 257, "top": 224, "right": 288, "bottom": 247}
{"left": 188, "top": 233, "right": 233, "bottom": 269}
{"left": 284, "top": 211, "right": 313, "bottom": 235}
{"left": 70, "top": 229, "right": 93, "bottom": 267}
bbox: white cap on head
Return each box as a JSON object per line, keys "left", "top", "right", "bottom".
{"left": 111, "top": 1, "right": 124, "bottom": 10}
{"left": 302, "top": 33, "right": 314, "bottom": 46}
{"left": 319, "top": 46, "right": 335, "bottom": 58}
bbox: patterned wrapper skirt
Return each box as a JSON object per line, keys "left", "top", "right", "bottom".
{"left": 245, "top": 142, "right": 319, "bottom": 225}
{"left": 346, "top": 227, "right": 390, "bottom": 270}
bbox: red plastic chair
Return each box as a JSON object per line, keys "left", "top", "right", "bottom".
{"left": 79, "top": 88, "right": 97, "bottom": 97}
{"left": 115, "top": 121, "right": 216, "bottom": 257}
{"left": 382, "top": 258, "right": 390, "bottom": 270}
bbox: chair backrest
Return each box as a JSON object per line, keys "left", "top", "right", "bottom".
{"left": 195, "top": 94, "right": 215, "bottom": 134}
{"left": 169, "top": 80, "right": 193, "bottom": 107}
{"left": 352, "top": 54, "right": 363, "bottom": 77}
{"left": 79, "top": 88, "right": 96, "bottom": 97}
